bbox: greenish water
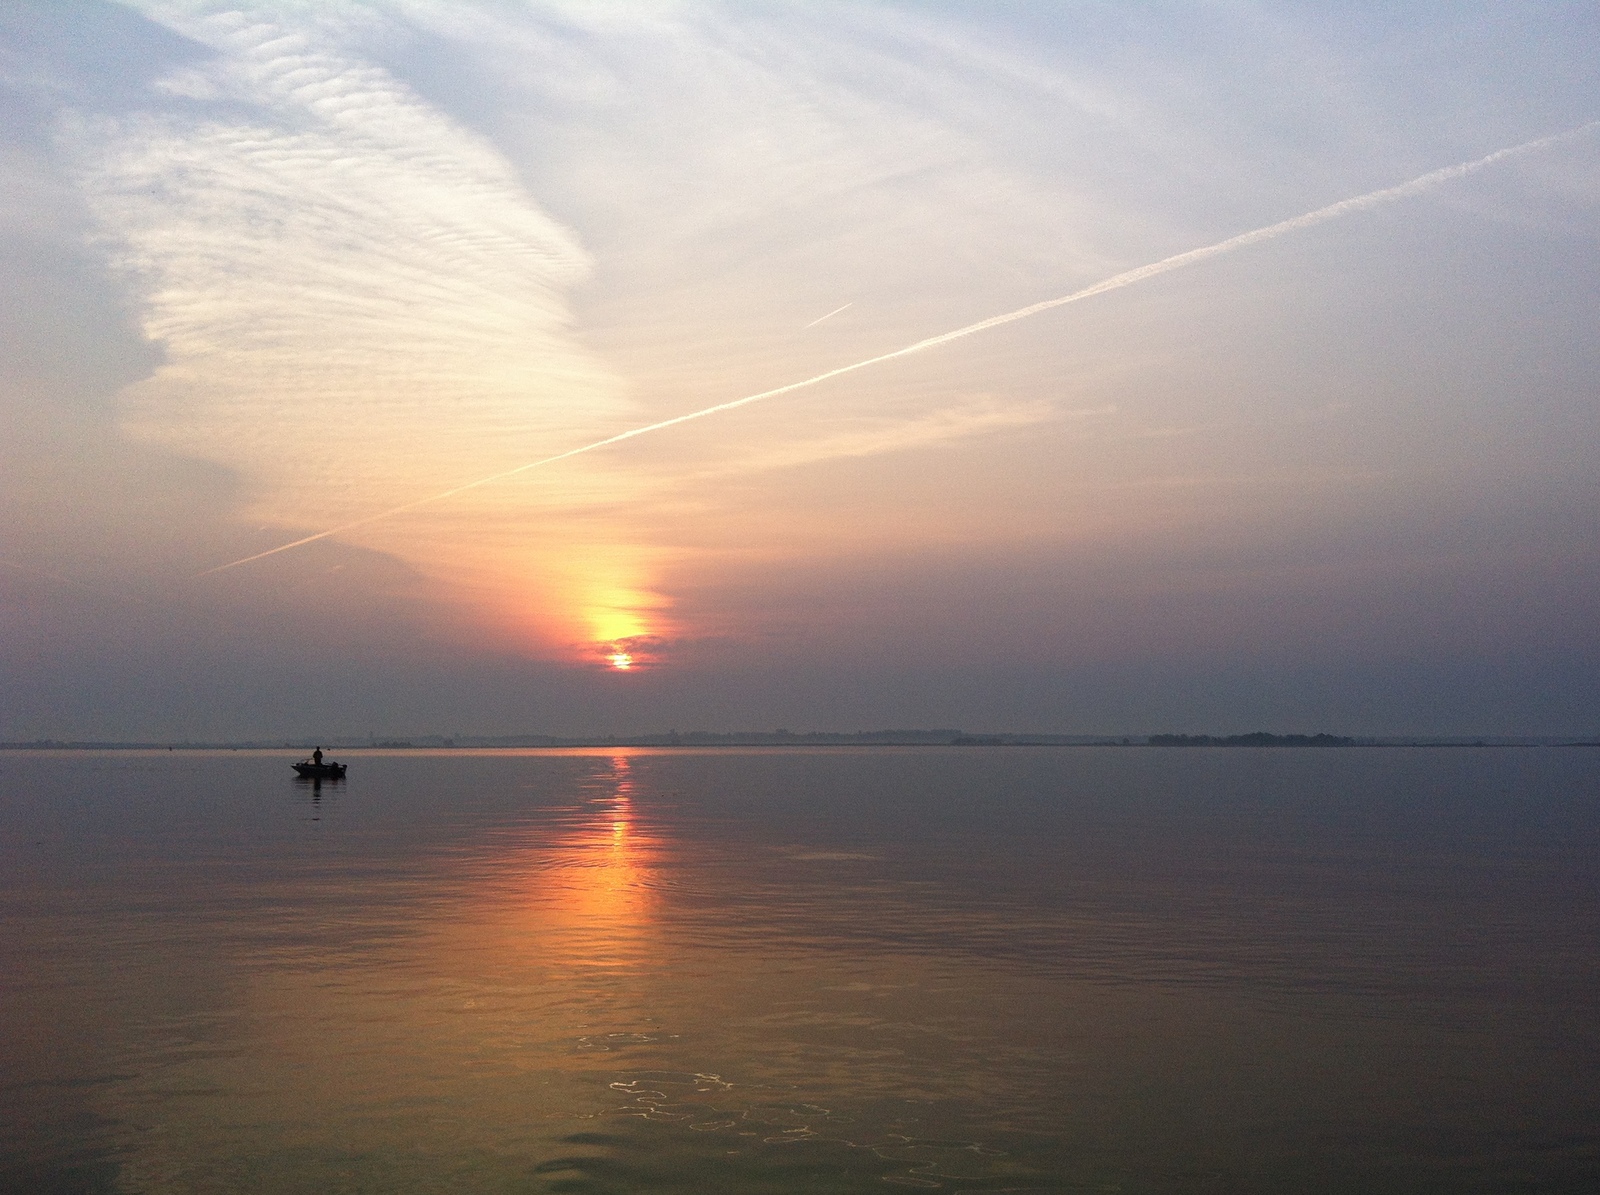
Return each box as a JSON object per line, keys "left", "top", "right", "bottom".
{"left": 2, "top": 746, "right": 1597, "bottom": 1193}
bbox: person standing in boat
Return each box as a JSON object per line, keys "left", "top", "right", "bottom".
{"left": 312, "top": 747, "right": 323, "bottom": 766}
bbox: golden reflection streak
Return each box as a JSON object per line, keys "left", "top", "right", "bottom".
{"left": 511, "top": 752, "right": 658, "bottom": 969}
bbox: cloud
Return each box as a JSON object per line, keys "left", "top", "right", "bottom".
{"left": 68, "top": 2, "right": 626, "bottom": 539}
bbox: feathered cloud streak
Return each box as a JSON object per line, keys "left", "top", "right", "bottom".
{"left": 72, "top": 3, "right": 622, "bottom": 535}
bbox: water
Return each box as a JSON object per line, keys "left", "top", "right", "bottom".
{"left": 2, "top": 746, "right": 1597, "bottom": 1193}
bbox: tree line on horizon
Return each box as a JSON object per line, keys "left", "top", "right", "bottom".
{"left": 1145, "top": 732, "right": 1355, "bottom": 747}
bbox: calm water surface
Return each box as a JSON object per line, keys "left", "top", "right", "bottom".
{"left": 2, "top": 747, "right": 1597, "bottom": 1193}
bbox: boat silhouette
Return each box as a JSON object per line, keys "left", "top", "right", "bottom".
{"left": 292, "top": 757, "right": 347, "bottom": 779}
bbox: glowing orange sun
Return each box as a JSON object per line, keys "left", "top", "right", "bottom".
{"left": 607, "top": 652, "right": 634, "bottom": 670}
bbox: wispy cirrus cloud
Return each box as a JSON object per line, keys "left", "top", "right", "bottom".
{"left": 70, "top": 2, "right": 625, "bottom": 539}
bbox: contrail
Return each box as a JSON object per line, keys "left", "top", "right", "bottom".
{"left": 199, "top": 122, "right": 1596, "bottom": 578}
{"left": 804, "top": 301, "right": 853, "bottom": 328}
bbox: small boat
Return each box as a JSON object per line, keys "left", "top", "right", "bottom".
{"left": 292, "top": 759, "right": 347, "bottom": 779}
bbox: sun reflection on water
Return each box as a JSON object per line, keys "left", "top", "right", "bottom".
{"left": 524, "top": 753, "right": 659, "bottom": 970}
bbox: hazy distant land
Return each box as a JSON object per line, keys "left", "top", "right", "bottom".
{"left": 4, "top": 730, "right": 1591, "bottom": 750}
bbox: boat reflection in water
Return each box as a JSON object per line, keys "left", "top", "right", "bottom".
{"left": 291, "top": 771, "right": 341, "bottom": 818}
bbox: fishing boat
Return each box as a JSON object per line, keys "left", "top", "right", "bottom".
{"left": 292, "top": 758, "right": 347, "bottom": 779}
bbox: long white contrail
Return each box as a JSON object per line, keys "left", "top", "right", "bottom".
{"left": 804, "top": 301, "right": 853, "bottom": 328}
{"left": 199, "top": 122, "right": 1595, "bottom": 578}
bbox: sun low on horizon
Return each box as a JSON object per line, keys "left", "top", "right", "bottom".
{"left": 2, "top": 1, "right": 1598, "bottom": 740}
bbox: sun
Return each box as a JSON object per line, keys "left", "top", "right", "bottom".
{"left": 599, "top": 635, "right": 656, "bottom": 671}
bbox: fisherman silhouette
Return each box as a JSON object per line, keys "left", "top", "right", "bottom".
{"left": 312, "top": 747, "right": 323, "bottom": 766}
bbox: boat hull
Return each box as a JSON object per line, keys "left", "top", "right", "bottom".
{"left": 292, "top": 762, "right": 347, "bottom": 778}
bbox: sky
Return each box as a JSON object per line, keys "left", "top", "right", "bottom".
{"left": 2, "top": 0, "right": 1597, "bottom": 741}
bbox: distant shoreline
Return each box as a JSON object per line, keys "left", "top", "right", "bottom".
{"left": 3, "top": 733, "right": 1591, "bottom": 751}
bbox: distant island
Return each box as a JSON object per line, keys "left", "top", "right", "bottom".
{"left": 1146, "top": 732, "right": 1354, "bottom": 747}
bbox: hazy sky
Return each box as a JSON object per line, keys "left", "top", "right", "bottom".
{"left": 3, "top": 1, "right": 1597, "bottom": 740}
